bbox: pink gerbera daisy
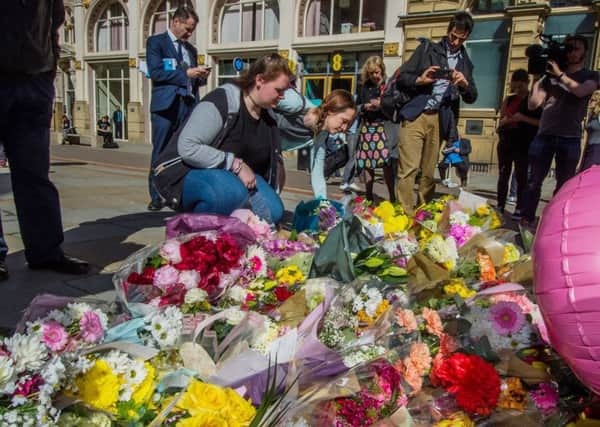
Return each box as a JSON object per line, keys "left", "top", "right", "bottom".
{"left": 488, "top": 301, "right": 525, "bottom": 336}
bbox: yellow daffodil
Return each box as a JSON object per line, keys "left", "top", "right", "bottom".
{"left": 475, "top": 203, "right": 490, "bottom": 217}
{"left": 374, "top": 201, "right": 395, "bottom": 221}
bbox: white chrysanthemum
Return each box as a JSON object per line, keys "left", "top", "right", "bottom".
{"left": 41, "top": 356, "right": 65, "bottom": 387}
{"left": 184, "top": 288, "right": 208, "bottom": 304}
{"left": 145, "top": 306, "right": 183, "bottom": 349}
{"left": 179, "top": 270, "right": 201, "bottom": 290}
{"left": 227, "top": 285, "right": 249, "bottom": 304}
{"left": 450, "top": 210, "right": 470, "bottom": 226}
{"left": 25, "top": 320, "right": 44, "bottom": 336}
{"left": 224, "top": 308, "right": 246, "bottom": 325}
{"left": 119, "top": 359, "right": 147, "bottom": 401}
{"left": 44, "top": 309, "right": 72, "bottom": 327}
{"left": 364, "top": 299, "right": 380, "bottom": 318}
{"left": 4, "top": 333, "right": 47, "bottom": 373}
{"left": 365, "top": 287, "right": 382, "bottom": 302}
{"left": 0, "top": 355, "right": 15, "bottom": 392}
{"left": 352, "top": 297, "right": 364, "bottom": 313}
{"left": 66, "top": 302, "right": 93, "bottom": 320}
{"left": 11, "top": 395, "right": 27, "bottom": 407}
{"left": 105, "top": 350, "right": 132, "bottom": 375}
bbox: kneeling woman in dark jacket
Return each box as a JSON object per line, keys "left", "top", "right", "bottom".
{"left": 173, "top": 54, "right": 292, "bottom": 224}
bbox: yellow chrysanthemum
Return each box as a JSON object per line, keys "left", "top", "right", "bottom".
{"left": 373, "top": 201, "right": 395, "bottom": 221}
{"left": 434, "top": 412, "right": 475, "bottom": 427}
{"left": 503, "top": 243, "right": 520, "bottom": 265}
{"left": 131, "top": 362, "right": 155, "bottom": 405}
{"left": 475, "top": 203, "right": 490, "bottom": 217}
{"left": 74, "top": 359, "right": 122, "bottom": 412}
{"left": 276, "top": 265, "right": 305, "bottom": 286}
{"left": 443, "top": 280, "right": 476, "bottom": 299}
{"left": 383, "top": 214, "right": 409, "bottom": 234}
{"left": 490, "top": 210, "right": 502, "bottom": 229}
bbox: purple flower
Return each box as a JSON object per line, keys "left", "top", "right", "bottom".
{"left": 262, "top": 239, "right": 316, "bottom": 258}
{"left": 488, "top": 301, "right": 525, "bottom": 336}
{"left": 318, "top": 206, "right": 339, "bottom": 231}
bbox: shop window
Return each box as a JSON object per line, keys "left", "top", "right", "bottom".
{"left": 151, "top": 0, "right": 194, "bottom": 36}
{"left": 220, "top": 0, "right": 279, "bottom": 43}
{"left": 471, "top": 0, "right": 512, "bottom": 14}
{"left": 461, "top": 19, "right": 510, "bottom": 110}
{"left": 95, "top": 2, "right": 128, "bottom": 52}
{"left": 304, "top": 0, "right": 385, "bottom": 37}
{"left": 544, "top": 13, "right": 595, "bottom": 68}
{"left": 217, "top": 57, "right": 257, "bottom": 85}
{"left": 94, "top": 63, "right": 129, "bottom": 139}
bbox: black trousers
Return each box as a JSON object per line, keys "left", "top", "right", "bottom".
{"left": 438, "top": 161, "right": 468, "bottom": 186}
{"left": 0, "top": 72, "right": 64, "bottom": 264}
{"left": 496, "top": 138, "right": 529, "bottom": 211}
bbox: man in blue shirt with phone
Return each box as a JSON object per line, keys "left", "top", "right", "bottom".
{"left": 146, "top": 5, "right": 210, "bottom": 211}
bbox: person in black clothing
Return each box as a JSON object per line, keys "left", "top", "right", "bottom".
{"left": 438, "top": 134, "right": 471, "bottom": 188}
{"left": 97, "top": 115, "right": 118, "bottom": 148}
{"left": 394, "top": 11, "right": 478, "bottom": 212}
{"left": 496, "top": 69, "right": 541, "bottom": 217}
{"left": 113, "top": 107, "right": 123, "bottom": 139}
{"left": 0, "top": 0, "right": 89, "bottom": 276}
{"left": 355, "top": 56, "right": 396, "bottom": 202}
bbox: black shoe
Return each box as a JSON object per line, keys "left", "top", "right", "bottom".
{"left": 147, "top": 200, "right": 164, "bottom": 211}
{"left": 0, "top": 261, "right": 8, "bottom": 281}
{"left": 29, "top": 254, "right": 90, "bottom": 275}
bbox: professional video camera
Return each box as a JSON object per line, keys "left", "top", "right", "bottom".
{"left": 525, "top": 34, "right": 573, "bottom": 75}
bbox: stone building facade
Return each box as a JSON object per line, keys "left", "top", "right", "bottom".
{"left": 54, "top": 0, "right": 600, "bottom": 164}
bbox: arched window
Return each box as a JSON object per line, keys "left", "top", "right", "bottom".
{"left": 220, "top": 0, "right": 279, "bottom": 43}
{"left": 63, "top": 7, "right": 76, "bottom": 45}
{"left": 304, "top": 0, "right": 385, "bottom": 37}
{"left": 151, "top": 0, "right": 194, "bottom": 35}
{"left": 95, "top": 2, "right": 128, "bottom": 52}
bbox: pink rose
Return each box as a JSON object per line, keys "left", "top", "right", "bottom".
{"left": 153, "top": 265, "right": 180, "bottom": 290}
{"left": 160, "top": 240, "right": 182, "bottom": 264}
{"left": 79, "top": 311, "right": 104, "bottom": 343}
{"left": 231, "top": 209, "right": 271, "bottom": 239}
{"left": 41, "top": 321, "right": 69, "bottom": 352}
{"left": 179, "top": 270, "right": 201, "bottom": 290}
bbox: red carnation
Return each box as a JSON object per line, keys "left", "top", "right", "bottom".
{"left": 159, "top": 283, "right": 186, "bottom": 307}
{"left": 274, "top": 286, "right": 294, "bottom": 302}
{"left": 431, "top": 353, "right": 501, "bottom": 416}
{"left": 127, "top": 266, "right": 155, "bottom": 285}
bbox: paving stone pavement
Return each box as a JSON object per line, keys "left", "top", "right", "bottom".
{"left": 0, "top": 142, "right": 556, "bottom": 331}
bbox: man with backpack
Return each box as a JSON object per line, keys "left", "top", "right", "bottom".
{"left": 389, "top": 11, "right": 478, "bottom": 212}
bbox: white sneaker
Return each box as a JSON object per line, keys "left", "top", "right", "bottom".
{"left": 507, "top": 196, "right": 517, "bottom": 205}
{"left": 340, "top": 182, "right": 360, "bottom": 192}
{"left": 441, "top": 179, "right": 451, "bottom": 187}
{"left": 446, "top": 181, "right": 459, "bottom": 188}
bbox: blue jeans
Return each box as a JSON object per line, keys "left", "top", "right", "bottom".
{"left": 522, "top": 134, "right": 581, "bottom": 221}
{"left": 181, "top": 169, "right": 284, "bottom": 224}
{"left": 0, "top": 72, "right": 64, "bottom": 264}
{"left": 310, "top": 141, "right": 327, "bottom": 199}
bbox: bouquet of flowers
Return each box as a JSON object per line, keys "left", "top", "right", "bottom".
{"left": 115, "top": 231, "right": 248, "bottom": 314}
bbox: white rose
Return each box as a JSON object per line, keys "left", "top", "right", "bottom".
{"left": 184, "top": 288, "right": 208, "bottom": 305}
{"left": 179, "top": 270, "right": 201, "bottom": 290}
{"left": 224, "top": 308, "right": 246, "bottom": 325}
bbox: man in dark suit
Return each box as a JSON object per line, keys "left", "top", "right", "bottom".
{"left": 0, "top": 0, "right": 89, "bottom": 276}
{"left": 146, "top": 5, "right": 210, "bottom": 211}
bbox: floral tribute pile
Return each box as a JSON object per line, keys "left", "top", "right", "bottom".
{"left": 1, "top": 198, "right": 598, "bottom": 426}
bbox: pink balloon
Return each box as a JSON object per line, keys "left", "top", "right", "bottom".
{"left": 533, "top": 165, "right": 600, "bottom": 394}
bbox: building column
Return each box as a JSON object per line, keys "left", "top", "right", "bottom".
{"left": 73, "top": 2, "right": 90, "bottom": 136}
{"left": 195, "top": 0, "right": 211, "bottom": 95}
{"left": 127, "top": 0, "right": 145, "bottom": 143}
{"left": 383, "top": 0, "right": 407, "bottom": 74}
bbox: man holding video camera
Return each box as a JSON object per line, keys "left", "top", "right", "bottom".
{"left": 521, "top": 35, "right": 598, "bottom": 225}
{"left": 393, "top": 11, "right": 478, "bottom": 212}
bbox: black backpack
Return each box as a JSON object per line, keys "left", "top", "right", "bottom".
{"left": 380, "top": 68, "right": 411, "bottom": 123}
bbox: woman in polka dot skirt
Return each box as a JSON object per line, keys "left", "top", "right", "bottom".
{"left": 356, "top": 56, "right": 396, "bottom": 202}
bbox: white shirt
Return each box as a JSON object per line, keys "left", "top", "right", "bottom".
{"left": 167, "top": 29, "right": 191, "bottom": 67}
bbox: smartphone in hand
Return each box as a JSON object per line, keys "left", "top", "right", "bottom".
{"left": 432, "top": 68, "right": 453, "bottom": 80}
